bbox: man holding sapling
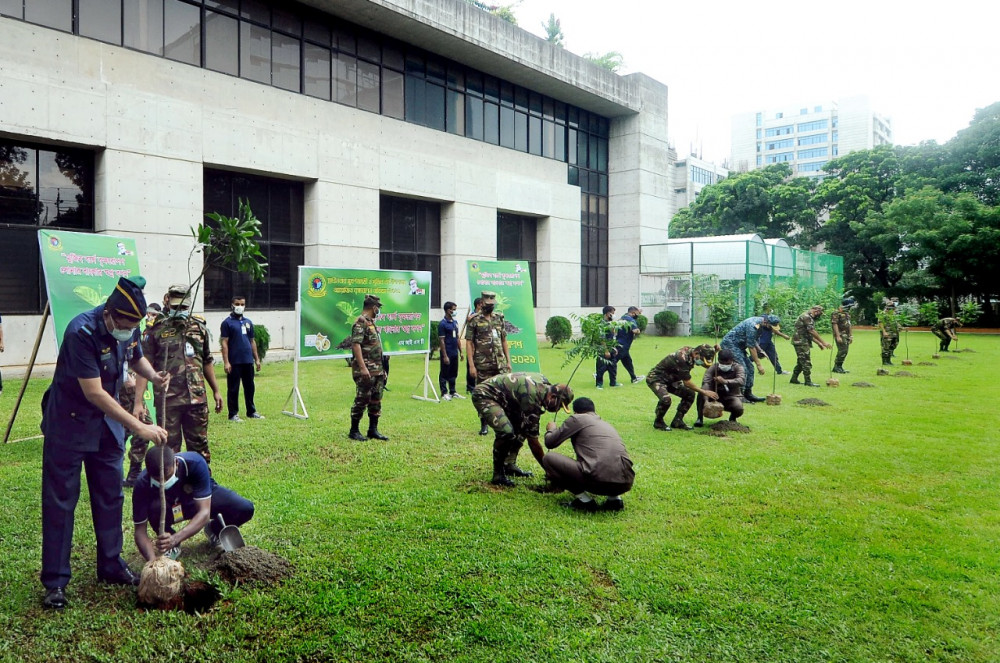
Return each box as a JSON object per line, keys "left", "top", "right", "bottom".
{"left": 645, "top": 344, "right": 718, "bottom": 431}
{"left": 694, "top": 348, "right": 746, "bottom": 427}
{"left": 931, "top": 316, "right": 962, "bottom": 352}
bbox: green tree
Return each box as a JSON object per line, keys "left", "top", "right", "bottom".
{"left": 463, "top": 0, "right": 518, "bottom": 24}
{"left": 542, "top": 13, "right": 563, "bottom": 46}
{"left": 938, "top": 102, "right": 1000, "bottom": 205}
{"left": 583, "top": 51, "right": 624, "bottom": 73}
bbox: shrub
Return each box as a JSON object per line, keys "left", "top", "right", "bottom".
{"left": 653, "top": 310, "right": 680, "bottom": 335}
{"left": 545, "top": 315, "right": 572, "bottom": 348}
{"left": 634, "top": 314, "right": 648, "bottom": 333}
{"left": 429, "top": 320, "right": 440, "bottom": 358}
{"left": 254, "top": 324, "right": 271, "bottom": 360}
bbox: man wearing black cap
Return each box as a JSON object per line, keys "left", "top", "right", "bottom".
{"left": 472, "top": 372, "right": 573, "bottom": 487}
{"left": 348, "top": 294, "right": 389, "bottom": 441}
{"left": 40, "top": 276, "right": 170, "bottom": 610}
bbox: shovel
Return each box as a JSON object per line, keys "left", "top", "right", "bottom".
{"left": 216, "top": 514, "right": 246, "bottom": 553}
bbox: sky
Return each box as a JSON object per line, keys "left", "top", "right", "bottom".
{"left": 513, "top": 0, "right": 1000, "bottom": 164}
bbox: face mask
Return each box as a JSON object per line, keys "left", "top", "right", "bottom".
{"left": 171, "top": 309, "right": 189, "bottom": 319}
{"left": 694, "top": 358, "right": 705, "bottom": 367}
{"left": 482, "top": 304, "right": 495, "bottom": 313}
{"left": 150, "top": 473, "right": 179, "bottom": 490}
{"left": 719, "top": 364, "right": 733, "bottom": 373}
{"left": 233, "top": 305, "right": 245, "bottom": 315}
{"left": 107, "top": 315, "right": 135, "bottom": 342}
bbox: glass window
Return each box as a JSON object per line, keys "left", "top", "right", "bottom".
{"left": 205, "top": 0, "right": 238, "bottom": 14}
{"left": 0, "top": 143, "right": 39, "bottom": 225}
{"left": 499, "top": 105, "right": 515, "bottom": 148}
{"left": 465, "top": 96, "right": 483, "bottom": 141}
{"left": 426, "top": 58, "right": 445, "bottom": 85}
{"left": 25, "top": 0, "right": 72, "bottom": 32}
{"left": 379, "top": 195, "right": 441, "bottom": 307}
{"left": 272, "top": 7, "right": 300, "bottom": 36}
{"left": 0, "top": 0, "right": 24, "bottom": 19}
{"left": 303, "top": 42, "right": 331, "bottom": 99}
{"left": 425, "top": 82, "right": 445, "bottom": 131}
{"left": 204, "top": 11, "right": 239, "bottom": 76}
{"left": 404, "top": 75, "right": 423, "bottom": 124}
{"left": 357, "top": 60, "right": 380, "bottom": 113}
{"left": 497, "top": 213, "right": 537, "bottom": 304}
{"left": 484, "top": 102, "right": 499, "bottom": 144}
{"left": 332, "top": 25, "right": 355, "bottom": 54}
{"left": 528, "top": 115, "right": 541, "bottom": 155}
{"left": 240, "top": 22, "right": 271, "bottom": 83}
{"left": 447, "top": 65, "right": 464, "bottom": 89}
{"left": 334, "top": 53, "right": 357, "bottom": 106}
{"left": 382, "top": 43, "right": 403, "bottom": 70}
{"left": 381, "top": 67, "right": 404, "bottom": 119}
{"left": 124, "top": 0, "right": 164, "bottom": 55}
{"left": 303, "top": 18, "right": 331, "bottom": 46}
{"left": 272, "top": 33, "right": 301, "bottom": 92}
{"left": 164, "top": 0, "right": 200, "bottom": 66}
{"left": 554, "top": 124, "right": 565, "bottom": 162}
{"left": 357, "top": 34, "right": 379, "bottom": 62}
{"left": 514, "top": 111, "right": 527, "bottom": 152}
{"left": 446, "top": 89, "right": 465, "bottom": 135}
{"left": 465, "top": 70, "right": 483, "bottom": 96}
{"left": 79, "top": 0, "right": 122, "bottom": 44}
{"left": 241, "top": 0, "right": 269, "bottom": 24}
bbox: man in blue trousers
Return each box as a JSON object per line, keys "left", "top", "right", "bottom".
{"left": 40, "top": 276, "right": 169, "bottom": 610}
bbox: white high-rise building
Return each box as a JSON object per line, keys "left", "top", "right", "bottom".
{"left": 730, "top": 96, "right": 892, "bottom": 177}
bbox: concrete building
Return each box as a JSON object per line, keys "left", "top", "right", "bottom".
{"left": 671, "top": 153, "right": 728, "bottom": 216}
{"left": 730, "top": 95, "right": 892, "bottom": 177}
{"left": 0, "top": 0, "right": 672, "bottom": 369}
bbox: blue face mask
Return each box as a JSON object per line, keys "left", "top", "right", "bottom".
{"left": 150, "top": 473, "right": 179, "bottom": 490}
{"left": 719, "top": 364, "right": 733, "bottom": 373}
{"left": 694, "top": 358, "right": 705, "bottom": 367}
{"left": 106, "top": 314, "right": 135, "bottom": 342}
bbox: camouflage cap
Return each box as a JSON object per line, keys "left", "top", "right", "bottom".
{"left": 480, "top": 291, "right": 497, "bottom": 300}
{"left": 363, "top": 294, "right": 382, "bottom": 308}
{"left": 166, "top": 283, "right": 192, "bottom": 307}
{"left": 548, "top": 383, "right": 574, "bottom": 413}
{"left": 694, "top": 343, "right": 716, "bottom": 365}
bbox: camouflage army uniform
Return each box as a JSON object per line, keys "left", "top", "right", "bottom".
{"left": 830, "top": 309, "right": 852, "bottom": 370}
{"left": 931, "top": 317, "right": 960, "bottom": 351}
{"left": 790, "top": 311, "right": 818, "bottom": 383}
{"left": 472, "top": 372, "right": 551, "bottom": 482}
{"left": 464, "top": 312, "right": 510, "bottom": 382}
{"left": 142, "top": 314, "right": 213, "bottom": 462}
{"left": 645, "top": 347, "right": 699, "bottom": 427}
{"left": 119, "top": 371, "right": 153, "bottom": 485}
{"left": 349, "top": 313, "right": 386, "bottom": 422}
{"left": 878, "top": 310, "right": 902, "bottom": 364}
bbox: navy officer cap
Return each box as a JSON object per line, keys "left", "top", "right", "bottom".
{"left": 106, "top": 276, "right": 147, "bottom": 321}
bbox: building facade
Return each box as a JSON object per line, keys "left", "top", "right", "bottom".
{"left": 730, "top": 96, "right": 892, "bottom": 177}
{"left": 0, "top": 0, "right": 671, "bottom": 367}
{"left": 671, "top": 153, "right": 728, "bottom": 215}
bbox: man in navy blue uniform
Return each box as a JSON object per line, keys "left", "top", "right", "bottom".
{"left": 616, "top": 306, "right": 644, "bottom": 384}
{"left": 40, "top": 276, "right": 169, "bottom": 610}
{"left": 437, "top": 301, "right": 463, "bottom": 400}
{"left": 132, "top": 446, "right": 254, "bottom": 560}
{"left": 220, "top": 295, "right": 262, "bottom": 422}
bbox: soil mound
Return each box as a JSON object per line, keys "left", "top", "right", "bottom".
{"left": 917, "top": 362, "right": 936, "bottom": 366}
{"left": 706, "top": 420, "right": 750, "bottom": 434}
{"left": 851, "top": 382, "right": 876, "bottom": 388}
{"left": 893, "top": 371, "right": 917, "bottom": 377}
{"left": 952, "top": 348, "right": 975, "bottom": 353}
{"left": 796, "top": 398, "right": 830, "bottom": 406}
{"left": 209, "top": 546, "right": 293, "bottom": 585}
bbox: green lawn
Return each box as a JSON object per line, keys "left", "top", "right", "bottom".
{"left": 1, "top": 330, "right": 998, "bottom": 662}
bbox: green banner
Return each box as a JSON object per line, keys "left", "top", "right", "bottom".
{"left": 37, "top": 230, "right": 143, "bottom": 347}
{"left": 466, "top": 260, "right": 540, "bottom": 371}
{"left": 298, "top": 266, "right": 431, "bottom": 360}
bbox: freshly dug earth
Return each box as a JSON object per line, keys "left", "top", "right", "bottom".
{"left": 701, "top": 420, "right": 751, "bottom": 437}
{"left": 796, "top": 398, "right": 830, "bottom": 406}
{"left": 852, "top": 381, "right": 876, "bottom": 388}
{"left": 952, "top": 348, "right": 975, "bottom": 353}
{"left": 917, "top": 362, "right": 936, "bottom": 366}
{"left": 893, "top": 371, "right": 917, "bottom": 377}
{"left": 209, "top": 546, "right": 293, "bottom": 584}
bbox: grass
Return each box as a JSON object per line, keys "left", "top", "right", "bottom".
{"left": 1, "top": 330, "right": 998, "bottom": 662}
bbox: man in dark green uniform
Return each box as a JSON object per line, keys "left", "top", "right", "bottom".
{"left": 831, "top": 296, "right": 855, "bottom": 373}
{"left": 877, "top": 300, "right": 902, "bottom": 366}
{"left": 135, "top": 285, "right": 223, "bottom": 463}
{"left": 472, "top": 372, "right": 573, "bottom": 487}
{"left": 790, "top": 305, "right": 831, "bottom": 387}
{"left": 645, "top": 344, "right": 718, "bottom": 431}
{"left": 348, "top": 294, "right": 389, "bottom": 441}
{"left": 931, "top": 316, "right": 962, "bottom": 351}
{"left": 465, "top": 291, "right": 511, "bottom": 435}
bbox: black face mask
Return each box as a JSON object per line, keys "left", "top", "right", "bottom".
{"left": 482, "top": 304, "right": 495, "bottom": 313}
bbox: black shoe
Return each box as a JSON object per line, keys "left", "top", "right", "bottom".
{"left": 367, "top": 429, "right": 389, "bottom": 441}
{"left": 122, "top": 475, "right": 137, "bottom": 488}
{"left": 832, "top": 367, "right": 848, "bottom": 374}
{"left": 479, "top": 424, "right": 490, "bottom": 436}
{"left": 562, "top": 498, "right": 598, "bottom": 512}
{"left": 348, "top": 430, "right": 366, "bottom": 441}
{"left": 600, "top": 498, "right": 625, "bottom": 512}
{"left": 653, "top": 420, "right": 671, "bottom": 431}
{"left": 744, "top": 392, "right": 765, "bottom": 403}
{"left": 882, "top": 361, "right": 894, "bottom": 366}
{"left": 693, "top": 418, "right": 704, "bottom": 428}
{"left": 491, "top": 475, "right": 515, "bottom": 487}
{"left": 670, "top": 419, "right": 692, "bottom": 431}
{"left": 504, "top": 464, "right": 533, "bottom": 478}
{"left": 789, "top": 379, "right": 802, "bottom": 385}
{"left": 43, "top": 587, "right": 67, "bottom": 610}
{"left": 98, "top": 566, "right": 140, "bottom": 586}
{"left": 803, "top": 382, "right": 822, "bottom": 388}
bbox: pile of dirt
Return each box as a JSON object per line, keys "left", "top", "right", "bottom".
{"left": 917, "top": 362, "right": 936, "bottom": 366}
{"left": 952, "top": 348, "right": 975, "bottom": 353}
{"left": 851, "top": 382, "right": 876, "bottom": 388}
{"left": 796, "top": 398, "right": 830, "bottom": 406}
{"left": 703, "top": 420, "right": 750, "bottom": 435}
{"left": 893, "top": 371, "right": 917, "bottom": 377}
{"left": 209, "top": 546, "right": 293, "bottom": 585}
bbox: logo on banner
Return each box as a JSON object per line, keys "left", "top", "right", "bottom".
{"left": 46, "top": 235, "right": 63, "bottom": 250}
{"left": 307, "top": 274, "right": 328, "bottom": 297}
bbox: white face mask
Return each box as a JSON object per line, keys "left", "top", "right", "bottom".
{"left": 150, "top": 473, "right": 179, "bottom": 490}
{"left": 233, "top": 305, "right": 245, "bottom": 315}
{"left": 106, "top": 314, "right": 135, "bottom": 342}
{"left": 719, "top": 364, "right": 733, "bottom": 373}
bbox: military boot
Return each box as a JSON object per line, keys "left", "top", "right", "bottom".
{"left": 478, "top": 418, "right": 490, "bottom": 436}
{"left": 122, "top": 460, "right": 142, "bottom": 488}
{"left": 367, "top": 416, "right": 389, "bottom": 440}
{"left": 789, "top": 369, "right": 802, "bottom": 385}
{"left": 670, "top": 417, "right": 693, "bottom": 431}
{"left": 504, "top": 464, "right": 533, "bottom": 478}
{"left": 653, "top": 403, "right": 670, "bottom": 430}
{"left": 802, "top": 373, "right": 821, "bottom": 387}
{"left": 348, "top": 416, "right": 366, "bottom": 441}
{"left": 743, "top": 388, "right": 765, "bottom": 403}
{"left": 832, "top": 365, "right": 848, "bottom": 374}
{"left": 491, "top": 451, "right": 514, "bottom": 487}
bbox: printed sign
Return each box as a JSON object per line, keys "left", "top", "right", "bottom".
{"left": 466, "top": 260, "right": 540, "bottom": 370}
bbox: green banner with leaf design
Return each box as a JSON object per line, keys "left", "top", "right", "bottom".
{"left": 466, "top": 260, "right": 541, "bottom": 371}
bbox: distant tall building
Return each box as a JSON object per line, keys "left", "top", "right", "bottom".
{"left": 672, "top": 154, "right": 729, "bottom": 214}
{"left": 730, "top": 96, "right": 892, "bottom": 177}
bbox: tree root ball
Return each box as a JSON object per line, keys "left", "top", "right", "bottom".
{"left": 931, "top": 354, "right": 941, "bottom": 359}
{"left": 765, "top": 394, "right": 782, "bottom": 406}
{"left": 702, "top": 401, "right": 724, "bottom": 419}
{"left": 902, "top": 359, "right": 913, "bottom": 366}
{"left": 138, "top": 557, "right": 185, "bottom": 605}
{"left": 826, "top": 378, "right": 840, "bottom": 387}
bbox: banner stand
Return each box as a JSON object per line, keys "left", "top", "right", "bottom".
{"left": 282, "top": 301, "right": 309, "bottom": 419}
{"left": 410, "top": 352, "right": 440, "bottom": 403}
{"left": 4, "top": 302, "right": 50, "bottom": 444}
